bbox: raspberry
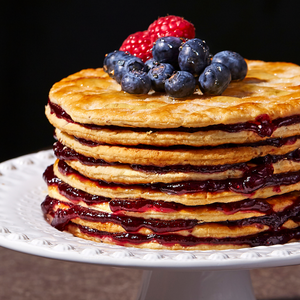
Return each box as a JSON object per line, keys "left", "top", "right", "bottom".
{"left": 119, "top": 31, "right": 152, "bottom": 62}
{"left": 148, "top": 15, "right": 195, "bottom": 43}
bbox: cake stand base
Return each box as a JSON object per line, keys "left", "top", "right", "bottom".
{"left": 136, "top": 269, "right": 255, "bottom": 300}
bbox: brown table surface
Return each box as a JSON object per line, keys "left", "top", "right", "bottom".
{"left": 1, "top": 246, "right": 300, "bottom": 300}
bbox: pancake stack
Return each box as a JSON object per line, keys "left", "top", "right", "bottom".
{"left": 42, "top": 60, "right": 300, "bottom": 250}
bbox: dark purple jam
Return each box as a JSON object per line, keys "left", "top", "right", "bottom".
{"left": 109, "top": 198, "right": 273, "bottom": 215}
{"left": 49, "top": 100, "right": 300, "bottom": 137}
{"left": 43, "top": 165, "right": 109, "bottom": 205}
{"left": 57, "top": 159, "right": 300, "bottom": 196}
{"left": 43, "top": 164, "right": 273, "bottom": 215}
{"left": 54, "top": 142, "right": 121, "bottom": 167}
{"left": 253, "top": 148, "right": 300, "bottom": 165}
{"left": 41, "top": 196, "right": 300, "bottom": 246}
{"left": 74, "top": 137, "right": 105, "bottom": 147}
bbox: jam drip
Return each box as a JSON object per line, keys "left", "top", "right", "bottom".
{"left": 57, "top": 159, "right": 300, "bottom": 195}
{"left": 41, "top": 196, "right": 300, "bottom": 241}
{"left": 49, "top": 100, "right": 300, "bottom": 137}
{"left": 77, "top": 224, "right": 300, "bottom": 248}
{"left": 43, "top": 164, "right": 274, "bottom": 215}
{"left": 43, "top": 165, "right": 109, "bottom": 204}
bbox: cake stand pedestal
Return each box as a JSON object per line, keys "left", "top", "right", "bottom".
{"left": 137, "top": 269, "right": 255, "bottom": 300}
{"left": 1, "top": 151, "right": 300, "bottom": 300}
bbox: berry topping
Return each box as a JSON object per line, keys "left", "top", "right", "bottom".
{"left": 148, "top": 63, "right": 175, "bottom": 92}
{"left": 121, "top": 70, "right": 151, "bottom": 94}
{"left": 178, "top": 38, "right": 210, "bottom": 76}
{"left": 148, "top": 15, "right": 195, "bottom": 43}
{"left": 152, "top": 36, "right": 183, "bottom": 66}
{"left": 103, "top": 50, "right": 131, "bottom": 77}
{"left": 119, "top": 31, "right": 152, "bottom": 62}
{"left": 105, "top": 16, "right": 248, "bottom": 98}
{"left": 165, "top": 71, "right": 196, "bottom": 98}
{"left": 212, "top": 50, "right": 248, "bottom": 81}
{"left": 199, "top": 63, "right": 231, "bottom": 95}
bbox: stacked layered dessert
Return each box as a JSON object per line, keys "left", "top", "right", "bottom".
{"left": 42, "top": 16, "right": 300, "bottom": 250}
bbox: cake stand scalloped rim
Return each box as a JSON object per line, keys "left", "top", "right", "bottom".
{"left": 1, "top": 150, "right": 300, "bottom": 271}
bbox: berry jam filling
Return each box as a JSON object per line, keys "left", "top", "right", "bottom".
{"left": 57, "top": 159, "right": 300, "bottom": 195}
{"left": 74, "top": 137, "right": 105, "bottom": 147}
{"left": 43, "top": 165, "right": 109, "bottom": 205}
{"left": 49, "top": 100, "right": 300, "bottom": 138}
{"left": 41, "top": 196, "right": 300, "bottom": 244}
{"left": 76, "top": 224, "right": 300, "bottom": 248}
{"left": 109, "top": 198, "right": 273, "bottom": 215}
{"left": 54, "top": 141, "right": 300, "bottom": 175}
{"left": 43, "top": 164, "right": 273, "bottom": 215}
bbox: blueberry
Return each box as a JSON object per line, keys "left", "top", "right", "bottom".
{"left": 152, "top": 36, "right": 183, "bottom": 66}
{"left": 148, "top": 63, "right": 175, "bottom": 92}
{"left": 113, "top": 56, "right": 131, "bottom": 83}
{"left": 198, "top": 63, "right": 231, "bottom": 95}
{"left": 145, "top": 58, "right": 159, "bottom": 71}
{"left": 178, "top": 38, "right": 210, "bottom": 76}
{"left": 121, "top": 70, "right": 151, "bottom": 94}
{"left": 103, "top": 50, "right": 131, "bottom": 76}
{"left": 165, "top": 71, "right": 196, "bottom": 98}
{"left": 212, "top": 50, "right": 247, "bottom": 80}
{"left": 114, "top": 56, "right": 146, "bottom": 84}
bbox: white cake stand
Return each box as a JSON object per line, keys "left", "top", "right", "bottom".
{"left": 1, "top": 151, "right": 300, "bottom": 300}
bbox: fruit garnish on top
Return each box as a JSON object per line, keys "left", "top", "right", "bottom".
{"left": 103, "top": 15, "right": 247, "bottom": 98}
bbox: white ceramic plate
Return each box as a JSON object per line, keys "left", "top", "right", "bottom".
{"left": 1, "top": 150, "right": 300, "bottom": 271}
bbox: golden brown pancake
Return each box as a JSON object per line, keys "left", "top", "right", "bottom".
{"left": 55, "top": 129, "right": 300, "bottom": 167}
{"left": 63, "top": 153, "right": 300, "bottom": 184}
{"left": 45, "top": 104, "right": 300, "bottom": 147}
{"left": 48, "top": 61, "right": 300, "bottom": 129}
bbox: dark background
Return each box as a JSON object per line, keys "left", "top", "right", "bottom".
{"left": 1, "top": 0, "right": 300, "bottom": 162}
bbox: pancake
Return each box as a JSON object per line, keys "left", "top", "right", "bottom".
{"left": 48, "top": 61, "right": 300, "bottom": 129}
{"left": 65, "top": 223, "right": 300, "bottom": 250}
{"left": 55, "top": 128, "right": 300, "bottom": 167}
{"left": 54, "top": 141, "right": 300, "bottom": 184}
{"left": 45, "top": 104, "right": 300, "bottom": 147}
